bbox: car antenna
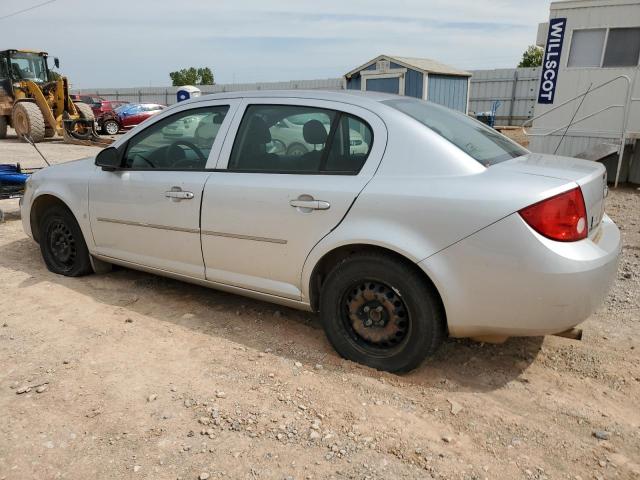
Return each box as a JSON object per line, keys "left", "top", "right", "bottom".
{"left": 23, "top": 135, "right": 51, "bottom": 166}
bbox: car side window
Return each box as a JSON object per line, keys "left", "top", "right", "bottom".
{"left": 122, "top": 106, "right": 229, "bottom": 170}
{"left": 228, "top": 104, "right": 373, "bottom": 174}
{"left": 325, "top": 115, "right": 373, "bottom": 173}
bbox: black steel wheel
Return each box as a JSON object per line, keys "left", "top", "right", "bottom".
{"left": 342, "top": 280, "right": 410, "bottom": 351}
{"left": 39, "top": 206, "right": 92, "bottom": 277}
{"left": 320, "top": 252, "right": 445, "bottom": 373}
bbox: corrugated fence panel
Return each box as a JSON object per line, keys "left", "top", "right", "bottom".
{"left": 75, "top": 69, "right": 541, "bottom": 123}
{"left": 76, "top": 78, "right": 345, "bottom": 105}
{"left": 468, "top": 67, "right": 539, "bottom": 125}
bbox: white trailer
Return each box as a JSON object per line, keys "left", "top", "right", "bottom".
{"left": 528, "top": 0, "right": 640, "bottom": 185}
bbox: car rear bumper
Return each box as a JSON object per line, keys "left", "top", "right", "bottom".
{"left": 419, "top": 212, "right": 621, "bottom": 338}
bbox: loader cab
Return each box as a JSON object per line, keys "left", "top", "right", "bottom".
{"left": 0, "top": 50, "right": 52, "bottom": 87}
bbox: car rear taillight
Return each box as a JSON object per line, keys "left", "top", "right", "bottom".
{"left": 519, "top": 187, "right": 587, "bottom": 242}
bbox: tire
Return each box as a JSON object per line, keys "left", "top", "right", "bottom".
{"left": 319, "top": 253, "right": 445, "bottom": 373}
{"left": 75, "top": 101, "right": 95, "bottom": 121}
{"left": 0, "top": 116, "right": 7, "bottom": 139}
{"left": 287, "top": 143, "right": 307, "bottom": 156}
{"left": 102, "top": 119, "right": 119, "bottom": 135}
{"left": 12, "top": 102, "right": 46, "bottom": 143}
{"left": 44, "top": 127, "right": 55, "bottom": 138}
{"left": 38, "top": 205, "right": 93, "bottom": 277}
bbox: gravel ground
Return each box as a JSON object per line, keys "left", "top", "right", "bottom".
{"left": 0, "top": 136, "right": 639, "bottom": 480}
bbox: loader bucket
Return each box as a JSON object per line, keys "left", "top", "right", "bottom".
{"left": 62, "top": 118, "right": 114, "bottom": 147}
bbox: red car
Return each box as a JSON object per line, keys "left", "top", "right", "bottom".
{"left": 69, "top": 95, "right": 131, "bottom": 134}
{"left": 101, "top": 103, "right": 165, "bottom": 135}
{"left": 92, "top": 100, "right": 130, "bottom": 134}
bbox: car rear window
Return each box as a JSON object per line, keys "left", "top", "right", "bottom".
{"left": 383, "top": 98, "right": 528, "bottom": 166}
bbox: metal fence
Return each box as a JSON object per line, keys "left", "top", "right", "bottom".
{"left": 74, "top": 78, "right": 346, "bottom": 106}
{"left": 468, "top": 67, "right": 540, "bottom": 126}
{"left": 75, "top": 68, "right": 541, "bottom": 126}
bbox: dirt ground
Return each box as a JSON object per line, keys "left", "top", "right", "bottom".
{"left": 1, "top": 133, "right": 639, "bottom": 480}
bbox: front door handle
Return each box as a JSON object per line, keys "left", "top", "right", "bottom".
{"left": 165, "top": 188, "right": 194, "bottom": 200}
{"left": 289, "top": 199, "right": 330, "bottom": 210}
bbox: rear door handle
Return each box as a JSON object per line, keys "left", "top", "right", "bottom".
{"left": 289, "top": 199, "right": 330, "bottom": 210}
{"left": 165, "top": 189, "right": 194, "bottom": 200}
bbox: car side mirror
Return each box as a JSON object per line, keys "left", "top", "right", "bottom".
{"left": 95, "top": 147, "right": 121, "bottom": 171}
{"left": 54, "top": 57, "right": 60, "bottom": 69}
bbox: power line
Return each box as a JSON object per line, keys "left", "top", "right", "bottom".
{"left": 0, "top": 0, "right": 57, "bottom": 20}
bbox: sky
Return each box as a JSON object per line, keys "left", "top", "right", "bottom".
{"left": 1, "top": 0, "right": 552, "bottom": 89}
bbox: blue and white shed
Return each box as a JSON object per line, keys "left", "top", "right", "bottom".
{"left": 345, "top": 55, "right": 472, "bottom": 113}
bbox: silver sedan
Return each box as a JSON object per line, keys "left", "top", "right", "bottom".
{"left": 20, "top": 90, "right": 620, "bottom": 372}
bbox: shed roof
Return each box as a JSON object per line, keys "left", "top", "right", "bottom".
{"left": 345, "top": 54, "right": 471, "bottom": 78}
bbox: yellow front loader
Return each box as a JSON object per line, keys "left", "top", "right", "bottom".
{"left": 0, "top": 49, "right": 112, "bottom": 146}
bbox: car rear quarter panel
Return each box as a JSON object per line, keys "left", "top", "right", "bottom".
{"left": 419, "top": 213, "right": 620, "bottom": 337}
{"left": 301, "top": 165, "right": 574, "bottom": 304}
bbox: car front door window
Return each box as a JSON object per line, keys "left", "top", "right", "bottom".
{"left": 123, "top": 106, "right": 229, "bottom": 170}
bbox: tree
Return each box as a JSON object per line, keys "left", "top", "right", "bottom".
{"left": 169, "top": 67, "right": 214, "bottom": 86}
{"left": 518, "top": 45, "right": 544, "bottom": 68}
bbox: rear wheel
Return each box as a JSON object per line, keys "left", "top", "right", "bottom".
{"left": 12, "top": 102, "right": 46, "bottom": 143}
{"left": 38, "top": 206, "right": 93, "bottom": 277}
{"left": 0, "top": 116, "right": 7, "bottom": 138}
{"left": 103, "top": 119, "right": 119, "bottom": 135}
{"left": 320, "top": 253, "right": 445, "bottom": 373}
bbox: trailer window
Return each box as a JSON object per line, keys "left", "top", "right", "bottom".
{"left": 603, "top": 28, "right": 640, "bottom": 67}
{"left": 567, "top": 29, "right": 606, "bottom": 67}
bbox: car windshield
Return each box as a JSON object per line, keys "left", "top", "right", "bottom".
{"left": 9, "top": 53, "right": 48, "bottom": 83}
{"left": 383, "top": 98, "right": 528, "bottom": 166}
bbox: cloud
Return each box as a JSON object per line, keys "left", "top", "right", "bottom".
{"left": 0, "top": 0, "right": 551, "bottom": 88}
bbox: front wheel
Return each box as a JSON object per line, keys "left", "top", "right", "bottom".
{"left": 12, "top": 102, "right": 46, "bottom": 142}
{"left": 39, "top": 206, "right": 93, "bottom": 277}
{"left": 102, "top": 119, "right": 119, "bottom": 135}
{"left": 320, "top": 253, "right": 445, "bottom": 373}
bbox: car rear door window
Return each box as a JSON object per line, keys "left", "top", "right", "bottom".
{"left": 384, "top": 98, "right": 527, "bottom": 166}
{"left": 324, "top": 115, "right": 373, "bottom": 173}
{"left": 228, "top": 104, "right": 373, "bottom": 174}
{"left": 123, "top": 106, "right": 229, "bottom": 170}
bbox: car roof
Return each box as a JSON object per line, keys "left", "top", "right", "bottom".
{"left": 177, "top": 89, "right": 400, "bottom": 110}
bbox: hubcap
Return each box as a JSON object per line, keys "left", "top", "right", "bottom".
{"left": 343, "top": 281, "right": 409, "bottom": 348}
{"left": 48, "top": 220, "right": 76, "bottom": 269}
{"left": 106, "top": 122, "right": 118, "bottom": 134}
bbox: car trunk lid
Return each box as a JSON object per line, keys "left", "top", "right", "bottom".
{"left": 494, "top": 153, "right": 608, "bottom": 237}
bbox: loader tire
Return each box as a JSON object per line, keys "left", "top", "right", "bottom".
{"left": 75, "top": 102, "right": 95, "bottom": 121}
{"left": 12, "top": 102, "right": 46, "bottom": 143}
{"left": 0, "top": 116, "right": 7, "bottom": 139}
{"left": 71, "top": 102, "right": 96, "bottom": 140}
{"left": 44, "top": 127, "right": 55, "bottom": 138}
